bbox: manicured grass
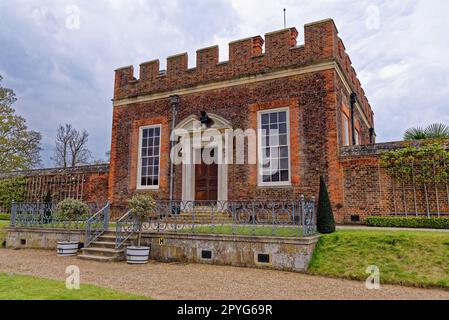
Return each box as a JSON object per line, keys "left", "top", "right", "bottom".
{"left": 179, "top": 225, "right": 308, "bottom": 237}
{"left": 308, "top": 230, "right": 449, "bottom": 289}
{"left": 0, "top": 273, "right": 151, "bottom": 300}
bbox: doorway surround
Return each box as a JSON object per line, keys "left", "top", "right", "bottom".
{"left": 175, "top": 114, "right": 232, "bottom": 202}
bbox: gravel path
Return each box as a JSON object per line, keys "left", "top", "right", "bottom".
{"left": 1, "top": 249, "right": 448, "bottom": 300}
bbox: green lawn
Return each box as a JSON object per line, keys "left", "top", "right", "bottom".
{"left": 308, "top": 230, "right": 449, "bottom": 289}
{"left": 0, "top": 273, "right": 150, "bottom": 300}
{"left": 179, "top": 225, "right": 307, "bottom": 237}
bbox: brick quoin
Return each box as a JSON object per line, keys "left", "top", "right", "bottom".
{"left": 109, "top": 19, "right": 376, "bottom": 222}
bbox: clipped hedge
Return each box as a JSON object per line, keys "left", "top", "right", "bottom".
{"left": 365, "top": 216, "right": 449, "bottom": 229}
{"left": 0, "top": 214, "right": 10, "bottom": 221}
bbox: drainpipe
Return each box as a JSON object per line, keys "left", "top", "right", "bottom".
{"left": 169, "top": 95, "right": 180, "bottom": 208}
{"left": 350, "top": 93, "right": 357, "bottom": 146}
{"left": 369, "top": 128, "right": 376, "bottom": 144}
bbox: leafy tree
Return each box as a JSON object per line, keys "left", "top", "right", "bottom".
{"left": 0, "top": 75, "right": 42, "bottom": 171}
{"left": 0, "top": 177, "right": 26, "bottom": 210}
{"left": 404, "top": 123, "right": 449, "bottom": 141}
{"left": 316, "top": 176, "right": 336, "bottom": 234}
{"left": 53, "top": 124, "right": 91, "bottom": 168}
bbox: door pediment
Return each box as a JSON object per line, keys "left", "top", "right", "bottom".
{"left": 176, "top": 113, "right": 232, "bottom": 133}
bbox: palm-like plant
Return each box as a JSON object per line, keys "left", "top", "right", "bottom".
{"left": 404, "top": 127, "right": 427, "bottom": 141}
{"left": 425, "top": 123, "right": 449, "bottom": 139}
{"left": 404, "top": 123, "right": 449, "bottom": 141}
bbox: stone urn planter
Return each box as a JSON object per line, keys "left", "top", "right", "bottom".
{"left": 57, "top": 242, "right": 79, "bottom": 257}
{"left": 126, "top": 246, "right": 150, "bottom": 264}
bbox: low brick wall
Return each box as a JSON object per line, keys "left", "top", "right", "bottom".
{"left": 6, "top": 228, "right": 84, "bottom": 249}
{"left": 141, "top": 233, "right": 319, "bottom": 272}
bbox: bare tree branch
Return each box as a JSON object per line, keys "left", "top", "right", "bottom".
{"left": 69, "top": 129, "right": 91, "bottom": 167}
{"left": 53, "top": 123, "right": 92, "bottom": 168}
{"left": 53, "top": 124, "right": 74, "bottom": 168}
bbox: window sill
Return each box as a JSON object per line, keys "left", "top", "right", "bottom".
{"left": 256, "top": 184, "right": 293, "bottom": 189}
{"left": 136, "top": 186, "right": 160, "bottom": 191}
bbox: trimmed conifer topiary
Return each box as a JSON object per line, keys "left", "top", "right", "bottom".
{"left": 316, "top": 176, "right": 336, "bottom": 234}
{"left": 43, "top": 190, "right": 53, "bottom": 224}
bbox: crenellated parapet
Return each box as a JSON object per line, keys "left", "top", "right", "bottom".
{"left": 335, "top": 36, "right": 373, "bottom": 125}
{"left": 113, "top": 18, "right": 373, "bottom": 125}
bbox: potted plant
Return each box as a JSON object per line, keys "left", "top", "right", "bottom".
{"left": 55, "top": 199, "right": 89, "bottom": 257}
{"left": 126, "top": 194, "right": 157, "bottom": 264}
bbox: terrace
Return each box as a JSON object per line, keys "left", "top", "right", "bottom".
{"left": 6, "top": 197, "right": 318, "bottom": 272}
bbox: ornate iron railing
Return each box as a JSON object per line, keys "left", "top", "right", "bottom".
{"left": 10, "top": 202, "right": 98, "bottom": 230}
{"left": 115, "top": 196, "right": 316, "bottom": 249}
{"left": 85, "top": 203, "right": 110, "bottom": 247}
{"left": 115, "top": 210, "right": 139, "bottom": 249}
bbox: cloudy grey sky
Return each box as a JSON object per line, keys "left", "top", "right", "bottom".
{"left": 1, "top": 0, "right": 449, "bottom": 167}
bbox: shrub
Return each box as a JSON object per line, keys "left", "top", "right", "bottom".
{"left": 55, "top": 199, "right": 90, "bottom": 221}
{"left": 316, "top": 176, "right": 336, "bottom": 234}
{"left": 128, "top": 194, "right": 157, "bottom": 247}
{"left": 0, "top": 214, "right": 10, "bottom": 221}
{"left": 0, "top": 177, "right": 26, "bottom": 209}
{"left": 365, "top": 216, "right": 449, "bottom": 230}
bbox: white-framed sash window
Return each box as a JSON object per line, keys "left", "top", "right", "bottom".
{"left": 137, "top": 125, "right": 161, "bottom": 190}
{"left": 258, "top": 108, "right": 291, "bottom": 187}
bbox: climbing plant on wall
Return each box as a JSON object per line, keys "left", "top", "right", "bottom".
{"left": 0, "top": 177, "right": 26, "bottom": 210}
{"left": 380, "top": 142, "right": 449, "bottom": 184}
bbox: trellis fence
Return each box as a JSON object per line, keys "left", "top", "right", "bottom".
{"left": 381, "top": 145, "right": 449, "bottom": 217}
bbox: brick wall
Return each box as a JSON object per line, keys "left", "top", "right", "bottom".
{"left": 0, "top": 164, "right": 109, "bottom": 209}
{"left": 340, "top": 141, "right": 449, "bottom": 223}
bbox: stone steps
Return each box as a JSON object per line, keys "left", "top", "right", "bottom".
{"left": 78, "top": 254, "right": 119, "bottom": 262}
{"left": 81, "top": 247, "right": 124, "bottom": 257}
{"left": 77, "top": 231, "right": 133, "bottom": 262}
{"left": 89, "top": 241, "right": 117, "bottom": 249}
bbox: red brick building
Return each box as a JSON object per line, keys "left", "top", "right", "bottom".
{"left": 108, "top": 18, "right": 376, "bottom": 223}
{"left": 2, "top": 19, "right": 445, "bottom": 224}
